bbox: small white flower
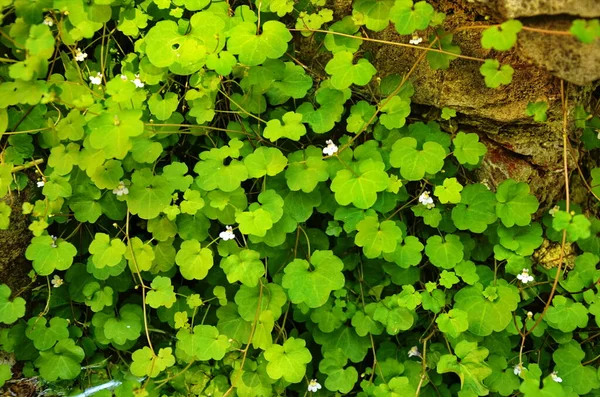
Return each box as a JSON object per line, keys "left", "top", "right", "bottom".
{"left": 51, "top": 275, "right": 63, "bottom": 288}
{"left": 597, "top": 129, "right": 600, "bottom": 140}
{"left": 409, "top": 35, "right": 423, "bottom": 45}
{"left": 50, "top": 235, "right": 58, "bottom": 248}
{"left": 89, "top": 72, "right": 103, "bottom": 85}
{"left": 132, "top": 74, "right": 144, "bottom": 88}
{"left": 527, "top": 311, "right": 533, "bottom": 319}
{"left": 418, "top": 191, "right": 435, "bottom": 209}
{"left": 219, "top": 225, "right": 236, "bottom": 241}
{"left": 75, "top": 48, "right": 88, "bottom": 62}
{"left": 408, "top": 346, "right": 421, "bottom": 358}
{"left": 120, "top": 74, "right": 128, "bottom": 81}
{"left": 517, "top": 268, "right": 534, "bottom": 284}
{"left": 43, "top": 16, "right": 53, "bottom": 27}
{"left": 37, "top": 180, "right": 45, "bottom": 187}
{"left": 549, "top": 205, "right": 560, "bottom": 217}
{"left": 514, "top": 364, "right": 523, "bottom": 376}
{"left": 308, "top": 379, "right": 322, "bottom": 393}
{"left": 112, "top": 181, "right": 129, "bottom": 196}
{"left": 323, "top": 139, "right": 338, "bottom": 156}
{"left": 551, "top": 371, "right": 562, "bottom": 383}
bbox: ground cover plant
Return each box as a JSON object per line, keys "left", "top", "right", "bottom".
{"left": 1, "top": 0, "right": 600, "bottom": 396}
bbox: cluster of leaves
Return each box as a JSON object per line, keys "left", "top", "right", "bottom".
{"left": 0, "top": 1, "right": 599, "bottom": 396}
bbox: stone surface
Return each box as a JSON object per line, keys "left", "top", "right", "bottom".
{"left": 495, "top": 0, "right": 600, "bottom": 19}
{"left": 517, "top": 19, "right": 600, "bottom": 86}
{"left": 0, "top": 188, "right": 33, "bottom": 293}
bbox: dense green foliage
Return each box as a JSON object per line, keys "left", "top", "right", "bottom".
{"left": 1, "top": 0, "right": 600, "bottom": 396}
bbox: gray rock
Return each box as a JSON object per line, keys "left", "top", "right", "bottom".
{"left": 516, "top": 19, "right": 600, "bottom": 86}
{"left": 496, "top": 0, "right": 600, "bottom": 19}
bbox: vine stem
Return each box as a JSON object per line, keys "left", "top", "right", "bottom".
{"left": 223, "top": 280, "right": 264, "bottom": 397}
{"left": 452, "top": 24, "right": 573, "bottom": 36}
{"left": 125, "top": 208, "right": 155, "bottom": 355}
{"left": 415, "top": 330, "right": 436, "bottom": 397}
{"left": 11, "top": 158, "right": 45, "bottom": 173}
{"left": 519, "top": 79, "right": 570, "bottom": 363}
{"left": 289, "top": 28, "right": 486, "bottom": 63}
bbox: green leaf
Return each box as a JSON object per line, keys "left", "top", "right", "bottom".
{"left": 434, "top": 177, "right": 463, "bottom": 204}
{"left": 265, "top": 60, "right": 313, "bottom": 105}
{"left": 453, "top": 132, "right": 487, "bottom": 165}
{"left": 497, "top": 223, "right": 543, "bottom": 256}
{"left": 97, "top": 305, "right": 143, "bottom": 345}
{"left": 330, "top": 159, "right": 389, "bottom": 209}
{"left": 0, "top": 284, "right": 26, "bottom": 325}
{"left": 124, "top": 237, "right": 155, "bottom": 272}
{"left": 236, "top": 208, "right": 273, "bottom": 237}
{"left": 561, "top": 252, "right": 600, "bottom": 292}
{"left": 553, "top": 340, "right": 600, "bottom": 395}
{"left": 495, "top": 179, "right": 539, "bottom": 227}
{"left": 347, "top": 100, "right": 377, "bottom": 133}
{"left": 570, "top": 19, "right": 600, "bottom": 44}
{"left": 25, "top": 235, "right": 77, "bottom": 276}
{"left": 264, "top": 337, "right": 312, "bottom": 383}
{"left": 146, "top": 276, "right": 177, "bottom": 309}
{"left": 379, "top": 96, "right": 411, "bottom": 129}
{"left": 25, "top": 316, "right": 69, "bottom": 351}
{"left": 390, "top": 137, "right": 445, "bottom": 181}
{"left": 526, "top": 101, "right": 548, "bottom": 122}
{"left": 88, "top": 110, "right": 144, "bottom": 159}
{"left": 263, "top": 112, "right": 306, "bottom": 141}
{"left": 89, "top": 233, "right": 127, "bottom": 269}
{"left": 282, "top": 250, "right": 345, "bottom": 308}
{"left": 353, "top": 0, "right": 394, "bottom": 31}
{"left": 297, "top": 87, "right": 346, "bottom": 133}
{"left": 176, "top": 325, "right": 231, "bottom": 361}
{"left": 480, "top": 59, "right": 514, "bottom": 88}
{"left": 244, "top": 147, "right": 288, "bottom": 178}
{"left": 148, "top": 93, "right": 179, "bottom": 121}
{"left": 383, "top": 236, "right": 424, "bottom": 268}
{"left": 285, "top": 147, "right": 329, "bottom": 193}
{"left": 439, "top": 270, "right": 459, "bottom": 289}
{"left": 130, "top": 347, "right": 175, "bottom": 378}
{"left": 319, "top": 349, "right": 358, "bottom": 393}
{"left": 451, "top": 184, "right": 497, "bottom": 233}
{"left": 436, "top": 308, "right": 468, "bottom": 338}
{"left": 325, "top": 17, "right": 363, "bottom": 53}
{"left": 180, "top": 189, "right": 205, "bottom": 215}
{"left": 194, "top": 142, "right": 248, "bottom": 193}
{"left": 441, "top": 107, "right": 456, "bottom": 120}
{"left": 83, "top": 283, "right": 114, "bottom": 312}
{"left": 552, "top": 211, "right": 591, "bottom": 242}
{"left": 425, "top": 234, "right": 464, "bottom": 269}
{"left": 0, "top": 364, "right": 10, "bottom": 387}
{"left": 206, "top": 51, "right": 237, "bottom": 75}
{"left": 34, "top": 339, "right": 85, "bottom": 381}
{"left": 390, "top": 0, "right": 435, "bottom": 35}
{"left": 427, "top": 30, "right": 461, "bottom": 70}
{"left": 228, "top": 21, "right": 292, "bottom": 66}
{"left": 175, "top": 239, "right": 214, "bottom": 280}
{"left": 220, "top": 249, "right": 264, "bottom": 287}
{"left": 481, "top": 20, "right": 522, "bottom": 51}
{"left": 128, "top": 169, "right": 174, "bottom": 220}
{"left": 454, "top": 284, "right": 519, "bottom": 336}
{"left": 355, "top": 215, "right": 403, "bottom": 258}
{"left": 235, "top": 283, "right": 287, "bottom": 322}
{"left": 437, "top": 340, "right": 493, "bottom": 396}
{"left": 545, "top": 296, "right": 589, "bottom": 332}
{"left": 325, "top": 51, "right": 377, "bottom": 89}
